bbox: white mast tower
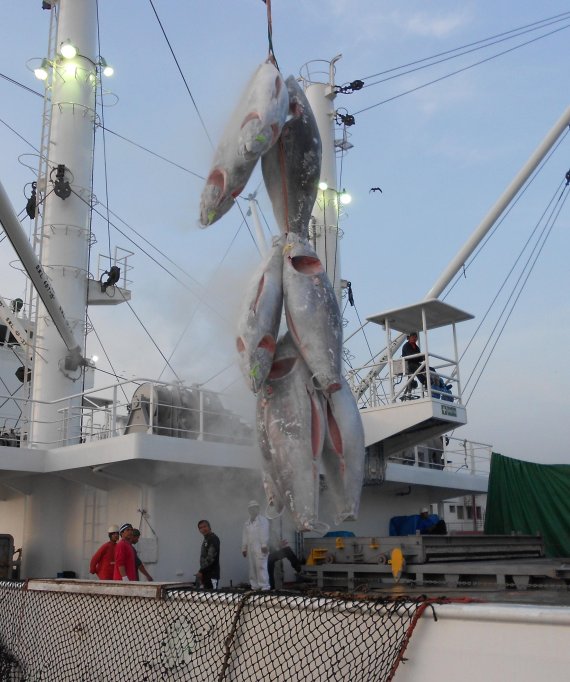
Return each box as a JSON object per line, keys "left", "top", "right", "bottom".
{"left": 30, "top": 0, "right": 97, "bottom": 447}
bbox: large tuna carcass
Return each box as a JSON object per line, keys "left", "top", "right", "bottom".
{"left": 320, "top": 377, "right": 365, "bottom": 524}
{"left": 261, "top": 75, "right": 322, "bottom": 238}
{"left": 257, "top": 333, "right": 329, "bottom": 533}
{"left": 282, "top": 233, "right": 343, "bottom": 394}
{"left": 199, "top": 61, "right": 289, "bottom": 227}
{"left": 236, "top": 235, "right": 284, "bottom": 393}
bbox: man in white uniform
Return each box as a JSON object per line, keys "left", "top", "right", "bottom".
{"left": 241, "top": 500, "right": 270, "bottom": 590}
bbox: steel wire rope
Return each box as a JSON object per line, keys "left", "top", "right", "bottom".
{"left": 218, "top": 371, "right": 249, "bottom": 395}
{"left": 464, "top": 191, "right": 569, "bottom": 405}
{"left": 71, "top": 189, "right": 232, "bottom": 324}
{"left": 199, "top": 360, "right": 240, "bottom": 389}
{"left": 442, "top": 131, "right": 569, "bottom": 302}
{"left": 358, "top": 13, "right": 570, "bottom": 89}
{"left": 114, "top": 286, "right": 182, "bottom": 383}
{"left": 0, "top": 73, "right": 42, "bottom": 98}
{"left": 0, "top": 79, "right": 209, "bottom": 182}
{"left": 347, "top": 299, "right": 386, "bottom": 403}
{"left": 147, "top": 0, "right": 213, "bottom": 149}
{"left": 463, "top": 185, "right": 569, "bottom": 400}
{"left": 255, "top": 200, "right": 278, "bottom": 239}
{"left": 94, "top": 1, "right": 112, "bottom": 267}
{"left": 101, "top": 126, "right": 206, "bottom": 180}
{"left": 102, "top": 204, "right": 207, "bottom": 291}
{"left": 85, "top": 313, "right": 129, "bottom": 402}
{"left": 459, "top": 175, "right": 567, "bottom": 367}
{"left": 0, "top": 117, "right": 41, "bottom": 154}
{"left": 353, "top": 23, "right": 570, "bottom": 116}
{"left": 156, "top": 200, "right": 259, "bottom": 382}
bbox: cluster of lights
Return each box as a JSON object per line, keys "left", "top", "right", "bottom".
{"left": 34, "top": 40, "right": 114, "bottom": 81}
{"left": 318, "top": 181, "right": 352, "bottom": 205}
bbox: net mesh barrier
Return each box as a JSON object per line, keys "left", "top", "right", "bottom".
{"left": 0, "top": 580, "right": 438, "bottom": 681}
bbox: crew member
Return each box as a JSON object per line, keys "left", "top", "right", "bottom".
{"left": 89, "top": 525, "right": 119, "bottom": 580}
{"left": 196, "top": 519, "right": 220, "bottom": 589}
{"left": 242, "top": 501, "right": 270, "bottom": 590}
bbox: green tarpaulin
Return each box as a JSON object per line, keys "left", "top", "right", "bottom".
{"left": 485, "top": 452, "right": 570, "bottom": 557}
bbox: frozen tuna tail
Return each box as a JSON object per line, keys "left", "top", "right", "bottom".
{"left": 236, "top": 236, "right": 284, "bottom": 393}
{"left": 261, "top": 75, "right": 322, "bottom": 237}
{"left": 199, "top": 61, "right": 289, "bottom": 227}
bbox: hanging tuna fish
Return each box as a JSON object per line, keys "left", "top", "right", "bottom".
{"left": 199, "top": 61, "right": 289, "bottom": 227}
{"left": 257, "top": 333, "right": 329, "bottom": 533}
{"left": 320, "top": 377, "right": 365, "bottom": 524}
{"left": 261, "top": 75, "right": 322, "bottom": 237}
{"left": 282, "top": 232, "right": 343, "bottom": 394}
{"left": 236, "top": 235, "right": 284, "bottom": 393}
{"left": 202, "top": 52, "right": 364, "bottom": 532}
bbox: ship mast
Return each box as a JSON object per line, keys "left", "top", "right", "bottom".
{"left": 30, "top": 0, "right": 97, "bottom": 447}
{"left": 302, "top": 56, "right": 344, "bottom": 303}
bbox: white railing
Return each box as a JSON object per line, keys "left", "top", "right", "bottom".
{"left": 349, "top": 351, "right": 462, "bottom": 408}
{"left": 387, "top": 436, "right": 492, "bottom": 477}
{"left": 0, "top": 378, "right": 255, "bottom": 449}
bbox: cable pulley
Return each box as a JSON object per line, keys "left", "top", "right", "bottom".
{"left": 335, "top": 80, "right": 364, "bottom": 95}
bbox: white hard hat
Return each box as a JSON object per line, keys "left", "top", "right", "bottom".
{"left": 420, "top": 507, "right": 429, "bottom": 514}
{"left": 248, "top": 500, "right": 260, "bottom": 508}
{"left": 108, "top": 525, "right": 119, "bottom": 533}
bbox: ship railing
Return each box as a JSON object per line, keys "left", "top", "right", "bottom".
{"left": 0, "top": 378, "right": 255, "bottom": 448}
{"left": 388, "top": 435, "right": 492, "bottom": 476}
{"left": 348, "top": 351, "right": 462, "bottom": 408}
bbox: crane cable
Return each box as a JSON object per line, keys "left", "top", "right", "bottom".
{"left": 463, "top": 179, "right": 569, "bottom": 403}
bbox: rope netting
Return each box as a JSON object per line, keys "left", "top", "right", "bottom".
{"left": 0, "top": 579, "right": 441, "bottom": 681}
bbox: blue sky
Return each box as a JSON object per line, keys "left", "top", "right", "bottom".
{"left": 1, "top": 1, "right": 569, "bottom": 463}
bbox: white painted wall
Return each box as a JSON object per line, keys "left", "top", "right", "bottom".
{"left": 394, "top": 603, "right": 570, "bottom": 681}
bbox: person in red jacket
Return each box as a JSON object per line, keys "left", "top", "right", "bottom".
{"left": 89, "top": 525, "right": 120, "bottom": 580}
{"left": 113, "top": 523, "right": 138, "bottom": 581}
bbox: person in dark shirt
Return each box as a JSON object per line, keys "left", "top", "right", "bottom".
{"left": 196, "top": 519, "right": 220, "bottom": 589}
{"left": 131, "top": 528, "right": 153, "bottom": 581}
{"left": 402, "top": 332, "right": 433, "bottom": 388}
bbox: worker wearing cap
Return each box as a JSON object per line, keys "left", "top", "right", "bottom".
{"left": 112, "top": 523, "right": 137, "bottom": 581}
{"left": 241, "top": 500, "right": 270, "bottom": 590}
{"left": 89, "top": 525, "right": 119, "bottom": 580}
{"left": 418, "top": 507, "right": 435, "bottom": 534}
{"left": 131, "top": 529, "right": 153, "bottom": 581}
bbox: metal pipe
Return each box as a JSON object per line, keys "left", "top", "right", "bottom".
{"left": 0, "top": 179, "right": 82, "bottom": 357}
{"left": 426, "top": 105, "right": 570, "bottom": 299}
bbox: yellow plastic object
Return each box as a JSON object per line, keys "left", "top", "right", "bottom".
{"left": 369, "top": 537, "right": 379, "bottom": 550}
{"left": 389, "top": 547, "right": 405, "bottom": 582}
{"left": 335, "top": 537, "right": 345, "bottom": 550}
{"left": 306, "top": 548, "right": 328, "bottom": 566}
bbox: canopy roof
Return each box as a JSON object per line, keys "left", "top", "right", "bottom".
{"left": 367, "top": 298, "right": 473, "bottom": 333}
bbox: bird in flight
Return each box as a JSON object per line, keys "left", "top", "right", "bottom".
{"left": 369, "top": 187, "right": 383, "bottom": 193}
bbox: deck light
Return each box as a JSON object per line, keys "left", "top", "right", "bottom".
{"left": 318, "top": 181, "right": 328, "bottom": 191}
{"left": 99, "top": 58, "right": 114, "bottom": 77}
{"left": 60, "top": 40, "right": 77, "bottom": 59}
{"left": 34, "top": 58, "right": 50, "bottom": 81}
{"left": 339, "top": 189, "right": 352, "bottom": 205}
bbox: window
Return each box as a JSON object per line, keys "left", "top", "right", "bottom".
{"left": 449, "top": 505, "right": 456, "bottom": 513}
{"left": 476, "top": 506, "right": 482, "bottom": 520}
{"left": 456, "top": 506, "right": 464, "bottom": 520}
{"left": 466, "top": 506, "right": 473, "bottom": 520}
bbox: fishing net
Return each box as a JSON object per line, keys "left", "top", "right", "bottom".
{"left": 0, "top": 579, "right": 435, "bottom": 681}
